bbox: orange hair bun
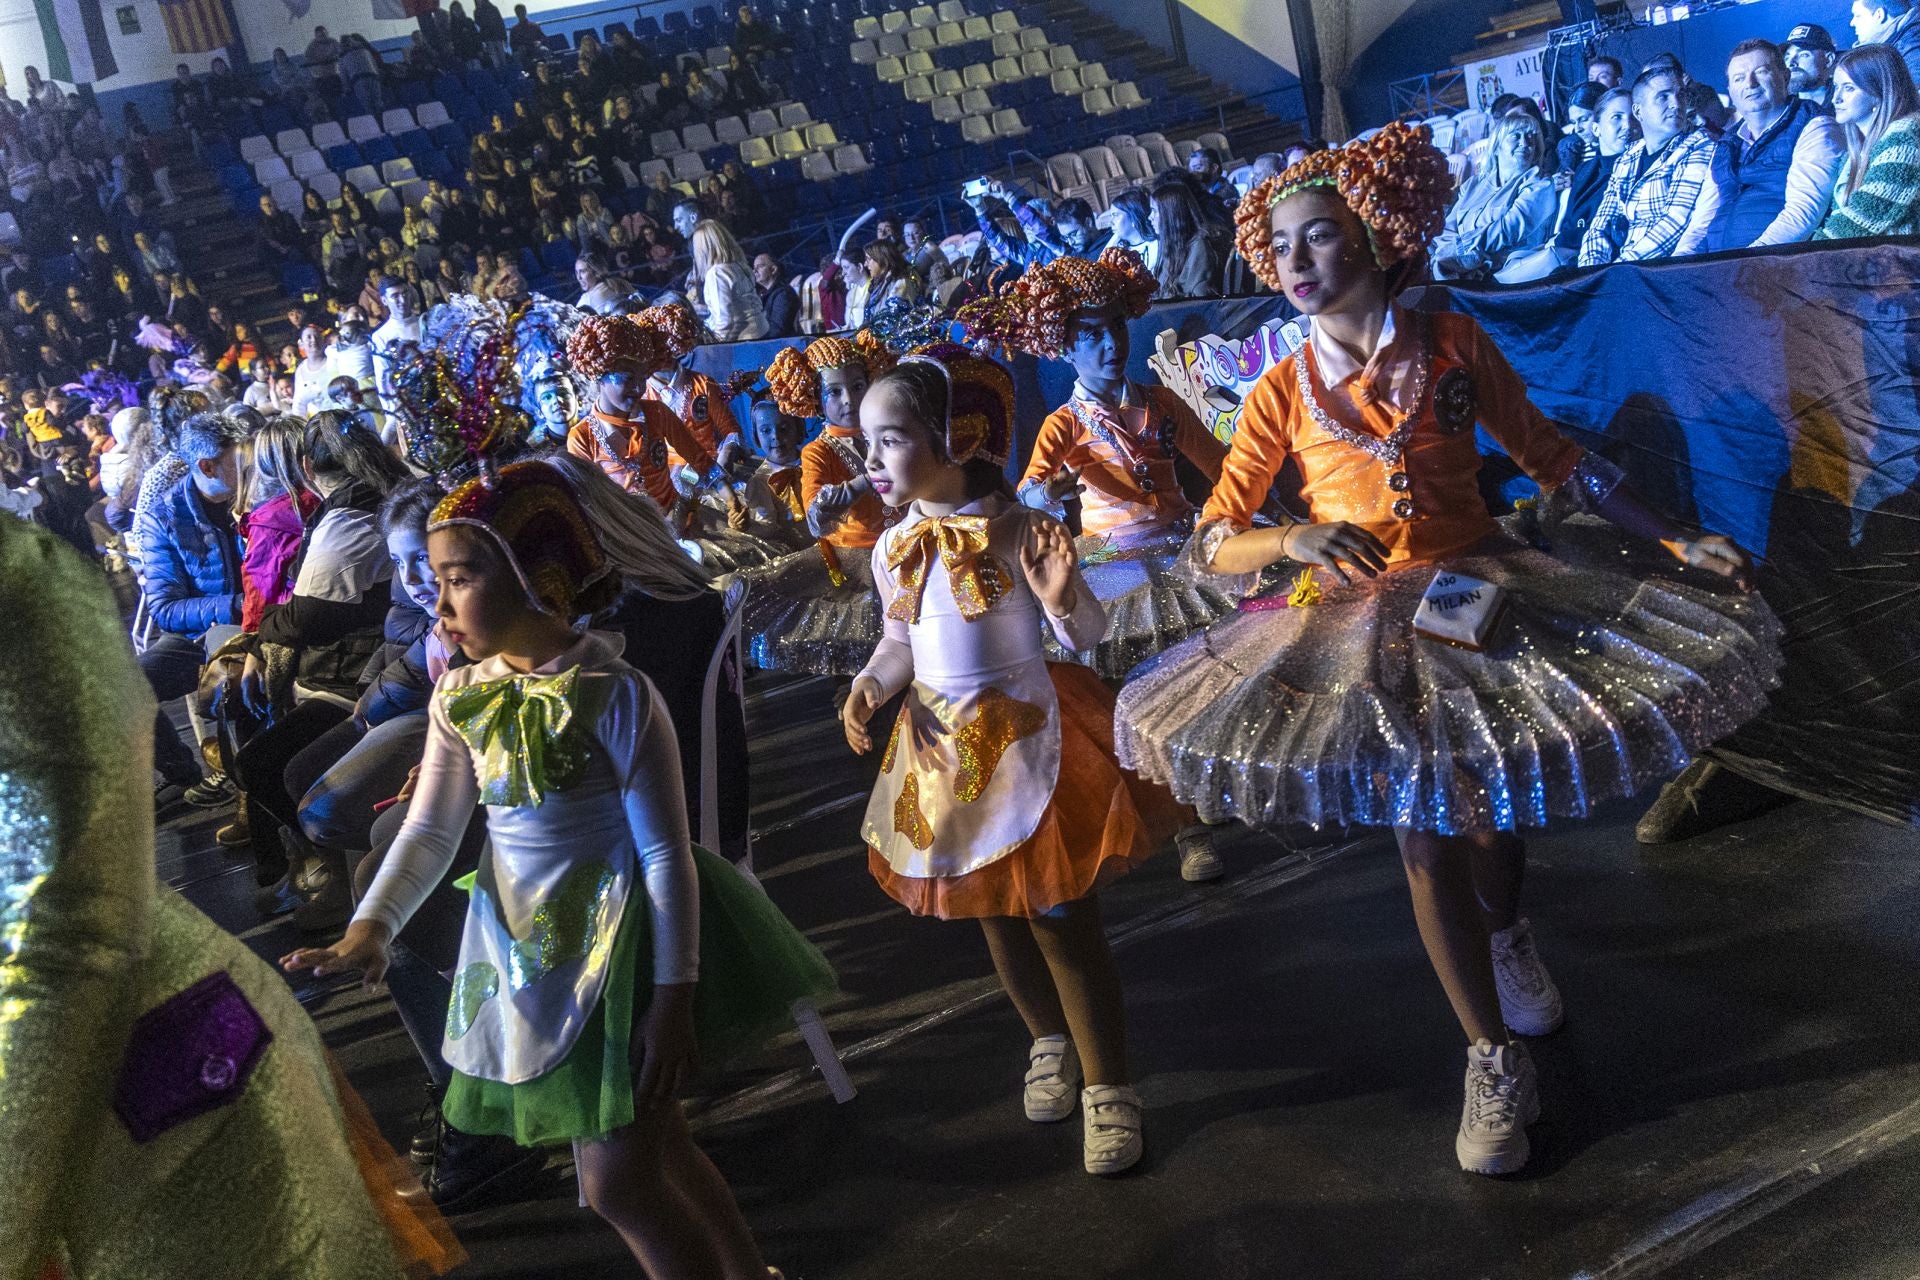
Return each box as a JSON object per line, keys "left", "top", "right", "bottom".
{"left": 964, "top": 247, "right": 1157, "bottom": 359}
{"left": 1235, "top": 121, "right": 1453, "bottom": 293}
{"left": 633, "top": 301, "right": 702, "bottom": 359}
{"left": 764, "top": 334, "right": 891, "bottom": 418}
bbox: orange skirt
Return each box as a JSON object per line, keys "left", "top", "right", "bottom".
{"left": 868, "top": 662, "right": 1189, "bottom": 920}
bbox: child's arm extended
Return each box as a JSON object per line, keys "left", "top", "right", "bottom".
{"left": 844, "top": 536, "right": 914, "bottom": 754}
{"left": 605, "top": 674, "right": 701, "bottom": 1106}
{"left": 280, "top": 693, "right": 478, "bottom": 985}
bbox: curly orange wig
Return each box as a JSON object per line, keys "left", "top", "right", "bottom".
{"left": 960, "top": 247, "right": 1157, "bottom": 360}
{"left": 633, "top": 301, "right": 701, "bottom": 360}
{"left": 1234, "top": 121, "right": 1453, "bottom": 293}
{"left": 566, "top": 314, "right": 666, "bottom": 379}
{"left": 764, "top": 333, "right": 894, "bottom": 418}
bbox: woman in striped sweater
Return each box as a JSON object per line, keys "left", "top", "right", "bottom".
{"left": 1816, "top": 44, "right": 1920, "bottom": 241}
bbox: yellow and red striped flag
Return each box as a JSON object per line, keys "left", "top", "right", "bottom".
{"left": 157, "top": 0, "right": 234, "bottom": 54}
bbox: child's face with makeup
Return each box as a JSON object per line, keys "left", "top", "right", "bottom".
{"left": 427, "top": 525, "right": 534, "bottom": 659}
{"left": 860, "top": 381, "right": 946, "bottom": 505}
{"left": 819, "top": 363, "right": 868, "bottom": 429}
{"left": 1266, "top": 188, "right": 1382, "bottom": 318}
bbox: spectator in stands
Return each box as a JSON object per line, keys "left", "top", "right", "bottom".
{"left": 168, "top": 63, "right": 214, "bottom": 147}
{"left": 1852, "top": 0, "right": 1920, "bottom": 86}
{"left": 1816, "top": 43, "right": 1920, "bottom": 238}
{"left": 474, "top": 0, "right": 509, "bottom": 64}
{"left": 656, "top": 69, "right": 693, "bottom": 127}
{"left": 574, "top": 252, "right": 627, "bottom": 313}
{"left": 1785, "top": 24, "right": 1838, "bottom": 107}
{"left": 1682, "top": 80, "right": 1733, "bottom": 139}
{"left": 901, "top": 219, "right": 951, "bottom": 289}
{"left": 1107, "top": 189, "right": 1156, "bottom": 271}
{"left": 206, "top": 56, "right": 265, "bottom": 111}
{"left": 399, "top": 204, "right": 441, "bottom": 268}
{"left": 268, "top": 47, "right": 312, "bottom": 107}
{"left": 736, "top": 6, "right": 788, "bottom": 55}
{"left": 509, "top": 3, "right": 547, "bottom": 67}
{"left": 1589, "top": 55, "right": 1625, "bottom": 90}
{"left": 293, "top": 323, "right": 333, "bottom": 416}
{"left": 216, "top": 321, "right": 261, "bottom": 379}
{"left": 1579, "top": 67, "right": 1723, "bottom": 265}
{"left": 1149, "top": 178, "right": 1222, "bottom": 298}
{"left": 467, "top": 131, "right": 505, "bottom": 189}
{"left": 321, "top": 211, "right": 372, "bottom": 292}
{"left": 687, "top": 67, "right": 726, "bottom": 117}
{"left": 1705, "top": 39, "right": 1846, "bottom": 251}
{"left": 299, "top": 187, "right": 331, "bottom": 238}
{"left": 754, "top": 252, "right": 801, "bottom": 338}
{"left": 693, "top": 219, "right": 770, "bottom": 341}
{"left": 1186, "top": 147, "right": 1238, "bottom": 208}
{"left": 439, "top": 184, "right": 480, "bottom": 246}
{"left": 1505, "top": 86, "right": 1636, "bottom": 281}
{"left": 475, "top": 187, "right": 518, "bottom": 249}
{"left": 446, "top": 2, "right": 483, "bottom": 67}
{"left": 1248, "top": 152, "right": 1283, "bottom": 186}
{"left": 1432, "top": 112, "right": 1559, "bottom": 279}
{"left": 1559, "top": 82, "right": 1608, "bottom": 174}
{"left": 306, "top": 26, "right": 344, "bottom": 98}
{"left": 135, "top": 410, "right": 245, "bottom": 794}
{"left": 258, "top": 194, "right": 308, "bottom": 265}
{"left": 371, "top": 276, "right": 423, "bottom": 402}
{"left": 340, "top": 34, "right": 386, "bottom": 119}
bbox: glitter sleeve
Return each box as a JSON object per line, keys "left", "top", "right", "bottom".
{"left": 352, "top": 691, "right": 482, "bottom": 940}
{"left": 1172, "top": 516, "right": 1265, "bottom": 599}
{"left": 0, "top": 525, "right": 157, "bottom": 1278}
{"left": 601, "top": 673, "right": 699, "bottom": 986}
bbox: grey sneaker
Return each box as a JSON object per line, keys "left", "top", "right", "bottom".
{"left": 1082, "top": 1084, "right": 1144, "bottom": 1175}
{"left": 1176, "top": 825, "right": 1225, "bottom": 883}
{"left": 1491, "top": 917, "right": 1564, "bottom": 1036}
{"left": 1455, "top": 1039, "right": 1540, "bottom": 1175}
{"left": 1023, "top": 1034, "right": 1081, "bottom": 1122}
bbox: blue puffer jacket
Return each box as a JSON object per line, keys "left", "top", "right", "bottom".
{"left": 134, "top": 469, "right": 242, "bottom": 639}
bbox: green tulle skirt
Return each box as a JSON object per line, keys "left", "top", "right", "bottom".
{"left": 442, "top": 846, "right": 838, "bottom": 1147}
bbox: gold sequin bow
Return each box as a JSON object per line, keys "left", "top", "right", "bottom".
{"left": 885, "top": 515, "right": 1014, "bottom": 623}
{"left": 443, "top": 665, "right": 590, "bottom": 807}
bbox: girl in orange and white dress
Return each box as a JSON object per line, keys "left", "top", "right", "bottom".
{"left": 635, "top": 300, "right": 747, "bottom": 471}
{"left": 841, "top": 345, "right": 1187, "bottom": 1176}
{"left": 1113, "top": 123, "right": 1782, "bottom": 1176}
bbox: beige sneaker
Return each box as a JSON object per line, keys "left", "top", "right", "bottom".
{"left": 1024, "top": 1035, "right": 1081, "bottom": 1122}
{"left": 1491, "top": 917, "right": 1564, "bottom": 1036}
{"left": 1082, "top": 1084, "right": 1144, "bottom": 1175}
{"left": 1176, "top": 825, "right": 1225, "bottom": 882}
{"left": 1455, "top": 1039, "right": 1540, "bottom": 1175}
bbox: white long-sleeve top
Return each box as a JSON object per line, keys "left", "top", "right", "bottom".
{"left": 1741, "top": 112, "right": 1846, "bottom": 248}
{"left": 354, "top": 630, "right": 699, "bottom": 1079}
{"left": 702, "top": 260, "right": 770, "bottom": 342}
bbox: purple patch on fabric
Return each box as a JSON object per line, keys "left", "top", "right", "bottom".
{"left": 113, "top": 971, "right": 272, "bottom": 1143}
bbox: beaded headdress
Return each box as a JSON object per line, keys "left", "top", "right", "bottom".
{"left": 895, "top": 342, "right": 1015, "bottom": 468}
{"left": 633, "top": 301, "right": 702, "bottom": 361}
{"left": 764, "top": 329, "right": 896, "bottom": 419}
{"left": 957, "top": 247, "right": 1157, "bottom": 360}
{"left": 392, "top": 296, "right": 533, "bottom": 478}
{"left": 429, "top": 459, "right": 614, "bottom": 619}
{"left": 1234, "top": 121, "right": 1453, "bottom": 292}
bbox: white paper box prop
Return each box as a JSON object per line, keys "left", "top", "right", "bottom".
{"left": 1413, "top": 569, "right": 1508, "bottom": 651}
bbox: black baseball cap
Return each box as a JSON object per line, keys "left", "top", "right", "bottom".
{"left": 1784, "top": 23, "right": 1837, "bottom": 52}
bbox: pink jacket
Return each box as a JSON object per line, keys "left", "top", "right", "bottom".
{"left": 239, "top": 489, "right": 320, "bottom": 632}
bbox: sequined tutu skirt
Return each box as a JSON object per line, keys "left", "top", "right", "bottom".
{"left": 738, "top": 541, "right": 883, "bottom": 676}
{"left": 681, "top": 508, "right": 786, "bottom": 577}
{"left": 1114, "top": 519, "right": 1784, "bottom": 834}
{"left": 1047, "top": 532, "right": 1242, "bottom": 679}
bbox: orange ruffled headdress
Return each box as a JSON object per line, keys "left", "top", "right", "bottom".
{"left": 1234, "top": 121, "right": 1453, "bottom": 293}
{"left": 764, "top": 331, "right": 896, "bottom": 419}
{"left": 565, "top": 314, "right": 666, "bottom": 379}
{"left": 957, "top": 247, "right": 1157, "bottom": 360}
{"left": 632, "top": 301, "right": 702, "bottom": 361}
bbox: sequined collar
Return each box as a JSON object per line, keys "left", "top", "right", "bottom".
{"left": 1295, "top": 311, "right": 1432, "bottom": 466}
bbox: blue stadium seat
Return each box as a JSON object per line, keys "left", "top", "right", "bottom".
{"left": 397, "top": 80, "right": 430, "bottom": 107}
{"left": 636, "top": 15, "right": 661, "bottom": 37}
{"left": 663, "top": 9, "right": 689, "bottom": 33}
{"left": 400, "top": 130, "right": 439, "bottom": 159}
{"left": 228, "top": 185, "right": 263, "bottom": 215}
{"left": 604, "top": 21, "right": 630, "bottom": 40}
{"left": 282, "top": 261, "right": 322, "bottom": 297}
{"left": 360, "top": 136, "right": 399, "bottom": 164}
{"left": 217, "top": 163, "right": 253, "bottom": 194}
{"left": 429, "top": 122, "right": 466, "bottom": 150}
{"left": 326, "top": 143, "right": 363, "bottom": 169}
{"left": 205, "top": 139, "right": 238, "bottom": 169}
{"left": 433, "top": 73, "right": 464, "bottom": 100}
{"left": 519, "top": 248, "right": 542, "bottom": 279}
{"left": 546, "top": 31, "right": 570, "bottom": 51}
{"left": 259, "top": 104, "right": 296, "bottom": 132}
{"left": 692, "top": 5, "right": 720, "bottom": 26}
{"left": 540, "top": 238, "right": 576, "bottom": 272}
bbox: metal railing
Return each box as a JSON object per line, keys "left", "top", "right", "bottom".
{"left": 1386, "top": 67, "right": 1468, "bottom": 120}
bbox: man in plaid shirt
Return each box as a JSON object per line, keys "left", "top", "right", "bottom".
{"left": 1579, "top": 67, "right": 1726, "bottom": 266}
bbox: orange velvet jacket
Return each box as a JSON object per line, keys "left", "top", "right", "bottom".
{"left": 1020, "top": 383, "right": 1226, "bottom": 543}
{"left": 1204, "top": 309, "right": 1583, "bottom": 569}
{"left": 800, "top": 426, "right": 890, "bottom": 549}
{"left": 645, "top": 369, "right": 740, "bottom": 466}
{"left": 566, "top": 404, "right": 715, "bottom": 510}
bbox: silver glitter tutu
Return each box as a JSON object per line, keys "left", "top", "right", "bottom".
{"left": 1047, "top": 532, "right": 1241, "bottom": 679}
{"left": 1114, "top": 517, "right": 1784, "bottom": 834}
{"left": 681, "top": 507, "right": 786, "bottom": 577}
{"left": 738, "top": 542, "right": 883, "bottom": 675}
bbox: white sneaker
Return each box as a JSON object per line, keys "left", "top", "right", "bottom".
{"left": 1176, "top": 825, "right": 1225, "bottom": 883}
{"left": 1081, "top": 1084, "right": 1144, "bottom": 1175}
{"left": 1455, "top": 1039, "right": 1540, "bottom": 1175}
{"left": 1491, "top": 917, "right": 1564, "bottom": 1036}
{"left": 1023, "top": 1035, "right": 1081, "bottom": 1122}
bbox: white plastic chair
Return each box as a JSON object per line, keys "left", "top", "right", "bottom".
{"left": 271, "top": 177, "right": 308, "bottom": 212}
{"left": 877, "top": 31, "right": 908, "bottom": 57}
{"left": 275, "top": 127, "right": 311, "bottom": 154}
{"left": 833, "top": 143, "right": 871, "bottom": 173}
{"left": 937, "top": 0, "right": 967, "bottom": 21}
{"left": 1081, "top": 87, "right": 1115, "bottom": 116}
{"left": 801, "top": 150, "right": 836, "bottom": 180}
{"left": 254, "top": 154, "right": 292, "bottom": 184}
{"left": 308, "top": 170, "right": 343, "bottom": 202}
{"left": 904, "top": 74, "right": 937, "bottom": 103}
{"left": 1111, "top": 81, "right": 1146, "bottom": 111}
{"left": 908, "top": 4, "right": 936, "bottom": 26}
{"left": 748, "top": 109, "right": 780, "bottom": 136}
{"left": 778, "top": 103, "right": 811, "bottom": 128}
{"left": 774, "top": 127, "right": 809, "bottom": 160}
{"left": 651, "top": 128, "right": 683, "bottom": 155}
{"left": 960, "top": 87, "right": 992, "bottom": 116}
{"left": 682, "top": 122, "right": 718, "bottom": 152}
{"left": 991, "top": 9, "right": 1019, "bottom": 32}
{"left": 290, "top": 148, "right": 329, "bottom": 179}
{"left": 852, "top": 14, "right": 881, "bottom": 39}
{"left": 416, "top": 100, "right": 451, "bottom": 129}
{"left": 1048, "top": 45, "right": 1079, "bottom": 70}
{"left": 904, "top": 49, "right": 936, "bottom": 77}
{"left": 881, "top": 8, "right": 909, "bottom": 32}
{"left": 906, "top": 25, "right": 936, "bottom": 51}
{"left": 962, "top": 62, "right": 993, "bottom": 89}
{"left": 381, "top": 156, "right": 418, "bottom": 185}
{"left": 346, "top": 114, "right": 382, "bottom": 143}
{"left": 740, "top": 136, "right": 777, "bottom": 167}
{"left": 381, "top": 107, "right": 419, "bottom": 135}
{"left": 1050, "top": 67, "right": 1082, "bottom": 94}
{"left": 1078, "top": 61, "right": 1111, "bottom": 89}
{"left": 991, "top": 31, "right": 1021, "bottom": 57}
{"left": 961, "top": 114, "right": 995, "bottom": 144}
{"left": 990, "top": 108, "right": 1028, "bottom": 137}
{"left": 992, "top": 57, "right": 1023, "bottom": 83}
{"left": 934, "top": 68, "right": 964, "bottom": 96}
{"left": 311, "top": 120, "right": 348, "bottom": 150}
{"left": 715, "top": 116, "right": 749, "bottom": 145}
{"left": 850, "top": 37, "right": 879, "bottom": 63}
{"left": 1021, "top": 49, "right": 1050, "bottom": 77}
{"left": 343, "top": 163, "right": 381, "bottom": 191}
{"left": 875, "top": 55, "right": 907, "bottom": 82}
{"left": 671, "top": 151, "right": 708, "bottom": 181}
{"left": 962, "top": 14, "right": 992, "bottom": 40}
{"left": 803, "top": 122, "right": 839, "bottom": 150}
{"left": 931, "top": 94, "right": 964, "bottom": 123}
{"left": 1019, "top": 25, "right": 1047, "bottom": 50}
{"left": 935, "top": 21, "right": 965, "bottom": 45}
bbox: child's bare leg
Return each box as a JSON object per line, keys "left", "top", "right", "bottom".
{"left": 1466, "top": 829, "right": 1526, "bottom": 933}
{"left": 656, "top": 1110, "right": 771, "bottom": 1280}
{"left": 578, "top": 1107, "right": 764, "bottom": 1279}
{"left": 1396, "top": 828, "right": 1507, "bottom": 1045}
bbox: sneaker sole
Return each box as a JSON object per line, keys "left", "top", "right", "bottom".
{"left": 1025, "top": 1095, "right": 1078, "bottom": 1123}
{"left": 1456, "top": 1093, "right": 1542, "bottom": 1175}
{"left": 1179, "top": 855, "right": 1225, "bottom": 883}
{"left": 1085, "top": 1140, "right": 1144, "bottom": 1176}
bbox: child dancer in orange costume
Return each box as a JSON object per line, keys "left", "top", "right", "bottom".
{"left": 1114, "top": 123, "right": 1781, "bottom": 1175}
{"left": 637, "top": 300, "right": 745, "bottom": 469}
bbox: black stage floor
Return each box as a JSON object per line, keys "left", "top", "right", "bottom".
{"left": 160, "top": 674, "right": 1920, "bottom": 1280}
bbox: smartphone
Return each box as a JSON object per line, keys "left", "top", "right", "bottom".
{"left": 961, "top": 177, "right": 989, "bottom": 199}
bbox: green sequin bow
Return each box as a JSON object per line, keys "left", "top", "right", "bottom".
{"left": 443, "top": 665, "right": 591, "bottom": 806}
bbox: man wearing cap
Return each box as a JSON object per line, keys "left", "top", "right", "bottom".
{"left": 1850, "top": 0, "right": 1920, "bottom": 88}
{"left": 1784, "top": 23, "right": 1838, "bottom": 106}
{"left": 1704, "top": 38, "right": 1846, "bottom": 251}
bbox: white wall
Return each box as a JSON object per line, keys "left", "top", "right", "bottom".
{"left": 1179, "top": 0, "right": 1300, "bottom": 76}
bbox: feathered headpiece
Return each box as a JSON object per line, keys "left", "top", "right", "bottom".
{"left": 394, "top": 295, "right": 534, "bottom": 478}
{"left": 957, "top": 248, "right": 1156, "bottom": 360}
{"left": 893, "top": 342, "right": 1015, "bottom": 468}
{"left": 764, "top": 329, "right": 896, "bottom": 419}
{"left": 1235, "top": 121, "right": 1453, "bottom": 291}
{"left": 429, "top": 459, "right": 615, "bottom": 619}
